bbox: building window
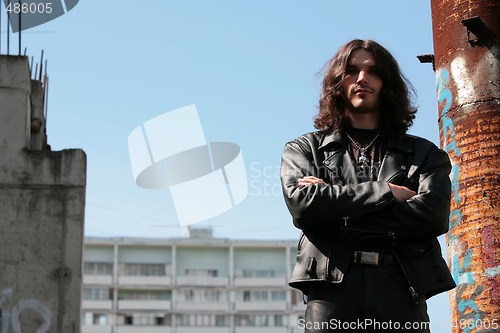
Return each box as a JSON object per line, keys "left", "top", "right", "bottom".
{"left": 271, "top": 290, "right": 286, "bottom": 301}
{"left": 83, "top": 262, "right": 113, "bottom": 275}
{"left": 176, "top": 314, "right": 228, "bottom": 327}
{"left": 235, "top": 314, "right": 285, "bottom": 327}
{"left": 118, "top": 313, "right": 171, "bottom": 326}
{"left": 177, "top": 288, "right": 227, "bottom": 302}
{"left": 236, "top": 268, "right": 287, "bottom": 278}
{"left": 238, "top": 289, "right": 286, "bottom": 302}
{"left": 241, "top": 290, "right": 266, "bottom": 301}
{"left": 215, "top": 314, "right": 229, "bottom": 327}
{"left": 83, "top": 287, "right": 112, "bottom": 300}
{"left": 124, "top": 315, "right": 133, "bottom": 325}
{"left": 83, "top": 312, "right": 108, "bottom": 326}
{"left": 238, "top": 290, "right": 270, "bottom": 302}
{"left": 117, "top": 290, "right": 171, "bottom": 300}
{"left": 274, "top": 314, "right": 285, "bottom": 326}
{"left": 185, "top": 268, "right": 218, "bottom": 277}
{"left": 120, "top": 263, "right": 167, "bottom": 276}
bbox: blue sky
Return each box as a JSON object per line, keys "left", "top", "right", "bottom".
{"left": 4, "top": 0, "right": 452, "bottom": 330}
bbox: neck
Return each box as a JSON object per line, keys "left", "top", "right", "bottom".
{"left": 345, "top": 110, "right": 380, "bottom": 130}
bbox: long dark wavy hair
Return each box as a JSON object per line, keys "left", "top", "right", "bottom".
{"left": 314, "top": 39, "right": 417, "bottom": 139}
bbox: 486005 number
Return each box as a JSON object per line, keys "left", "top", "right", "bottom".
{"left": 6, "top": 2, "right": 53, "bottom": 14}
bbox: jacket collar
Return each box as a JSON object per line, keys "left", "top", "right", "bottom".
{"left": 319, "top": 130, "right": 416, "bottom": 184}
{"left": 318, "top": 130, "right": 415, "bottom": 153}
{"left": 318, "top": 131, "right": 345, "bottom": 151}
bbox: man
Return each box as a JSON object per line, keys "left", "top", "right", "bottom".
{"left": 280, "top": 39, "right": 455, "bottom": 332}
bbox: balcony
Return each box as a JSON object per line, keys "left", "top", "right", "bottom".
{"left": 176, "top": 276, "right": 228, "bottom": 287}
{"left": 175, "top": 301, "right": 230, "bottom": 311}
{"left": 83, "top": 275, "right": 113, "bottom": 285}
{"left": 117, "top": 300, "right": 171, "bottom": 311}
{"left": 82, "top": 300, "right": 113, "bottom": 310}
{"left": 116, "top": 327, "right": 172, "bottom": 333}
{"left": 235, "top": 327, "right": 287, "bottom": 333}
{"left": 117, "top": 275, "right": 172, "bottom": 286}
{"left": 234, "top": 276, "right": 286, "bottom": 287}
{"left": 234, "top": 301, "right": 287, "bottom": 312}
{"left": 81, "top": 325, "right": 112, "bottom": 333}
{"left": 176, "top": 328, "right": 230, "bottom": 333}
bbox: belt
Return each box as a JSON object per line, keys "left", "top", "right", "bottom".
{"left": 352, "top": 251, "right": 394, "bottom": 266}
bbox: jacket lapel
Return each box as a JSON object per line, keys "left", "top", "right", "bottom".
{"left": 377, "top": 151, "right": 404, "bottom": 182}
{"left": 378, "top": 136, "right": 416, "bottom": 182}
{"left": 320, "top": 132, "right": 358, "bottom": 184}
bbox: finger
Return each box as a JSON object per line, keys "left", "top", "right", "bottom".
{"left": 298, "top": 179, "right": 325, "bottom": 185}
{"left": 308, "top": 176, "right": 325, "bottom": 182}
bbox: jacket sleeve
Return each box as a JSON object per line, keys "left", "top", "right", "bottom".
{"left": 280, "top": 136, "right": 394, "bottom": 230}
{"left": 352, "top": 146, "right": 452, "bottom": 239}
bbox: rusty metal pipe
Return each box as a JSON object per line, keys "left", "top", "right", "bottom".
{"left": 430, "top": 0, "right": 500, "bottom": 331}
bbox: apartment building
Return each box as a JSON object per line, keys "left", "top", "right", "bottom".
{"left": 82, "top": 228, "right": 306, "bottom": 333}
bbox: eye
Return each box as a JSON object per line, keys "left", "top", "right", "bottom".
{"left": 345, "top": 66, "right": 358, "bottom": 76}
{"left": 368, "top": 67, "right": 381, "bottom": 76}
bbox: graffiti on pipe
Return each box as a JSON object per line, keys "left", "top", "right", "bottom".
{"left": 0, "top": 288, "right": 52, "bottom": 333}
{"left": 437, "top": 61, "right": 499, "bottom": 332}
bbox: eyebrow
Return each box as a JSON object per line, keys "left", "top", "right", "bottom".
{"left": 345, "top": 64, "right": 379, "bottom": 71}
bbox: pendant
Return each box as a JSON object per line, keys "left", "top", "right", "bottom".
{"left": 358, "top": 151, "right": 370, "bottom": 166}
{"left": 357, "top": 151, "right": 371, "bottom": 182}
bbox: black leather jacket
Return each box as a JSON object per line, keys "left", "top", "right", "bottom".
{"left": 280, "top": 131, "right": 456, "bottom": 300}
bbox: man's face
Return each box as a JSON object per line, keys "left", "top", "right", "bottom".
{"left": 341, "top": 49, "right": 383, "bottom": 114}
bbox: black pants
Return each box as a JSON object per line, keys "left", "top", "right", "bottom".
{"left": 304, "top": 263, "right": 430, "bottom": 333}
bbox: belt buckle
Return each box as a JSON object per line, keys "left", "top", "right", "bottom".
{"left": 355, "top": 251, "right": 380, "bottom": 265}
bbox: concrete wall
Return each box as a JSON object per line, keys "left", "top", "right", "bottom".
{"left": 0, "top": 55, "right": 86, "bottom": 333}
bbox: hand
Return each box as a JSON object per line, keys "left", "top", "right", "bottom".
{"left": 388, "top": 183, "right": 416, "bottom": 202}
{"left": 298, "top": 176, "right": 326, "bottom": 186}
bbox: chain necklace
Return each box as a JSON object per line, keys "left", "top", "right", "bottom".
{"left": 345, "top": 132, "right": 380, "bottom": 168}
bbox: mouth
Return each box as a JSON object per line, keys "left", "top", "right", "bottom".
{"left": 354, "top": 87, "right": 373, "bottom": 94}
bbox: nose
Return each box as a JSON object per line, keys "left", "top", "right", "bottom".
{"left": 356, "top": 71, "right": 367, "bottom": 83}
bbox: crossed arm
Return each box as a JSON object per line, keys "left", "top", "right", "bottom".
{"left": 281, "top": 138, "right": 451, "bottom": 239}
{"left": 298, "top": 176, "right": 416, "bottom": 203}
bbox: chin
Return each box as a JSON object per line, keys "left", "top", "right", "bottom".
{"left": 350, "top": 107, "right": 376, "bottom": 114}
